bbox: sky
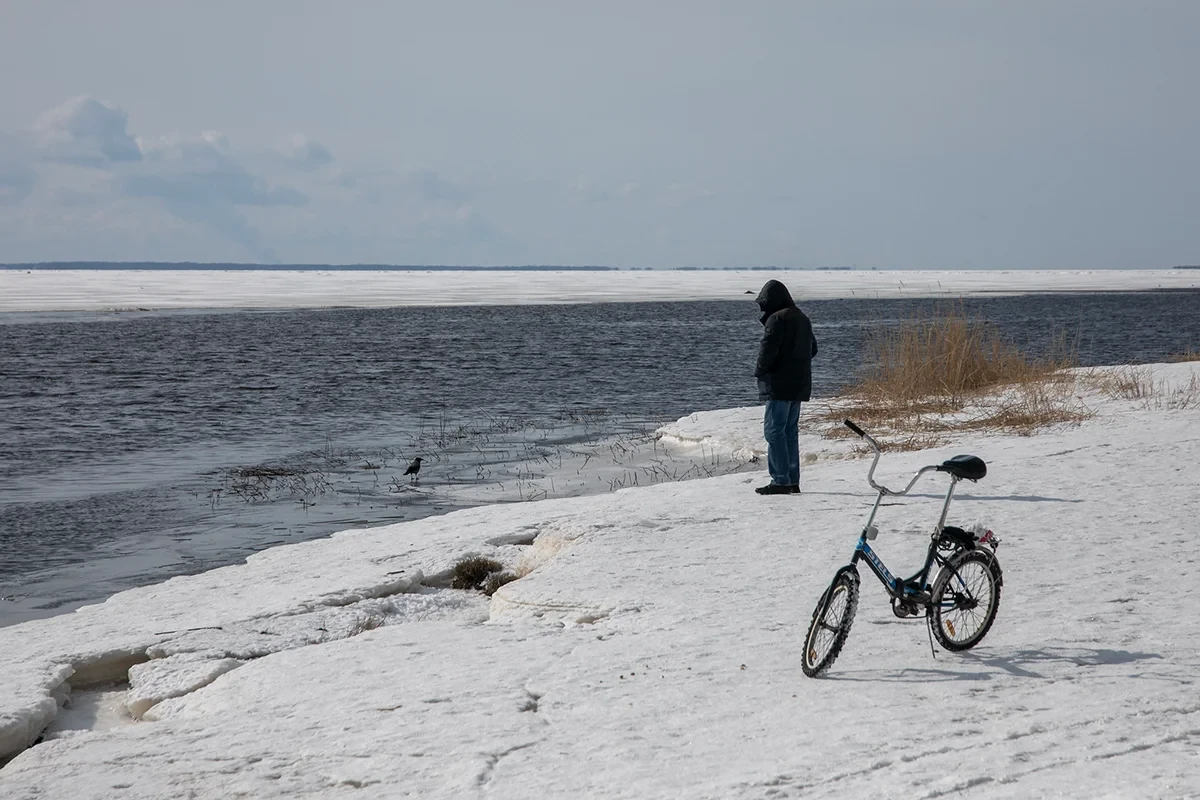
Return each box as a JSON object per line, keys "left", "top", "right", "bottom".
{"left": 1, "top": 0, "right": 1197, "bottom": 268}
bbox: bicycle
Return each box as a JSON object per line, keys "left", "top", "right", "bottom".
{"left": 801, "top": 419, "right": 1003, "bottom": 678}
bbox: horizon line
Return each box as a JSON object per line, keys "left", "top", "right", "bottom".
{"left": 3, "top": 262, "right": 1196, "bottom": 272}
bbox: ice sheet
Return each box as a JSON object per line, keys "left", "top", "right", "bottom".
{"left": 2, "top": 268, "right": 1199, "bottom": 312}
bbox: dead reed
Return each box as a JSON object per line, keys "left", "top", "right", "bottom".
{"left": 1088, "top": 365, "right": 1156, "bottom": 401}
{"left": 1086, "top": 366, "right": 1200, "bottom": 410}
{"left": 451, "top": 555, "right": 516, "bottom": 595}
{"left": 856, "top": 304, "right": 1076, "bottom": 402}
{"left": 1167, "top": 347, "right": 1200, "bottom": 363}
{"left": 825, "top": 304, "right": 1089, "bottom": 445}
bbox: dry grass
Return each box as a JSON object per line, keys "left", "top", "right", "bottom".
{"left": 451, "top": 556, "right": 503, "bottom": 590}
{"left": 1087, "top": 365, "right": 1156, "bottom": 400}
{"left": 1168, "top": 374, "right": 1200, "bottom": 409}
{"left": 818, "top": 307, "right": 1199, "bottom": 450}
{"left": 227, "top": 465, "right": 310, "bottom": 479}
{"left": 1138, "top": 372, "right": 1200, "bottom": 410}
{"left": 856, "top": 305, "right": 1076, "bottom": 402}
{"left": 824, "top": 305, "right": 1089, "bottom": 443}
{"left": 1167, "top": 347, "right": 1200, "bottom": 363}
{"left": 451, "top": 555, "right": 518, "bottom": 596}
{"left": 346, "top": 614, "right": 385, "bottom": 637}
{"left": 483, "top": 571, "right": 518, "bottom": 595}
{"left": 850, "top": 431, "right": 949, "bottom": 454}
{"left": 960, "top": 378, "right": 1093, "bottom": 435}
{"left": 1082, "top": 366, "right": 1200, "bottom": 410}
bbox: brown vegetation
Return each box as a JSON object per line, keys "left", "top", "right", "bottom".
{"left": 823, "top": 305, "right": 1090, "bottom": 448}
{"left": 1167, "top": 347, "right": 1200, "bottom": 363}
{"left": 451, "top": 555, "right": 517, "bottom": 596}
{"left": 1086, "top": 366, "right": 1200, "bottom": 410}
{"left": 1087, "top": 365, "right": 1155, "bottom": 401}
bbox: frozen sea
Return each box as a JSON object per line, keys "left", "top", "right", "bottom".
{"left": 2, "top": 272, "right": 1199, "bottom": 627}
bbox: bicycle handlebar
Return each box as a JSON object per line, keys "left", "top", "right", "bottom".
{"left": 845, "top": 419, "right": 938, "bottom": 496}
{"left": 845, "top": 419, "right": 881, "bottom": 454}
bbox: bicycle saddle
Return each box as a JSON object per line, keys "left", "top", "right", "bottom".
{"left": 937, "top": 455, "right": 986, "bottom": 481}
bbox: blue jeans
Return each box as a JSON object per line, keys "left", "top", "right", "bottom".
{"left": 763, "top": 400, "right": 802, "bottom": 486}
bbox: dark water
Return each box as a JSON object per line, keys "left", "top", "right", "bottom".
{"left": 1, "top": 292, "right": 1198, "bottom": 624}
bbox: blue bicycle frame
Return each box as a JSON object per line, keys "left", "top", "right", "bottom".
{"left": 846, "top": 427, "right": 965, "bottom": 601}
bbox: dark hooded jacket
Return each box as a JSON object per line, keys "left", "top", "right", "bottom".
{"left": 754, "top": 280, "right": 818, "bottom": 401}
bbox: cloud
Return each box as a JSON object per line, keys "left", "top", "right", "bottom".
{"left": 276, "top": 134, "right": 334, "bottom": 170}
{"left": 8, "top": 98, "right": 516, "bottom": 264}
{"left": 118, "top": 132, "right": 305, "bottom": 262}
{"left": 351, "top": 168, "right": 470, "bottom": 207}
{"left": 127, "top": 132, "right": 305, "bottom": 207}
{"left": 0, "top": 132, "right": 37, "bottom": 205}
{"left": 406, "top": 169, "right": 469, "bottom": 205}
{"left": 34, "top": 96, "right": 141, "bottom": 166}
{"left": 244, "top": 165, "right": 526, "bottom": 264}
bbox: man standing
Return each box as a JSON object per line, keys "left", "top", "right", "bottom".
{"left": 753, "top": 279, "right": 818, "bottom": 495}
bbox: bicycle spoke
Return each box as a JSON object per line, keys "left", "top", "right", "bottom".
{"left": 931, "top": 554, "right": 1000, "bottom": 648}
{"left": 804, "top": 576, "right": 858, "bottom": 676}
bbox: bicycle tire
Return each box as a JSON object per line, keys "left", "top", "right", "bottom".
{"left": 802, "top": 568, "right": 859, "bottom": 677}
{"left": 929, "top": 549, "right": 1002, "bottom": 651}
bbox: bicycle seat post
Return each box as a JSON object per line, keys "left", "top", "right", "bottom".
{"left": 933, "top": 474, "right": 960, "bottom": 538}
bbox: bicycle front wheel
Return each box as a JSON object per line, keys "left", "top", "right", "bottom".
{"left": 930, "top": 550, "right": 1002, "bottom": 651}
{"left": 802, "top": 568, "right": 859, "bottom": 678}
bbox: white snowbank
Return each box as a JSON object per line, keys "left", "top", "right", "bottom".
{"left": 126, "top": 654, "right": 244, "bottom": 720}
{"left": 1, "top": 362, "right": 1198, "bottom": 797}
{"left": 655, "top": 403, "right": 861, "bottom": 468}
{"left": 2, "top": 268, "right": 1198, "bottom": 312}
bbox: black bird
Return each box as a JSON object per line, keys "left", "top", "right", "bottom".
{"left": 404, "top": 457, "right": 424, "bottom": 482}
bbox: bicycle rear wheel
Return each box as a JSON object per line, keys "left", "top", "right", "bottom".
{"left": 930, "top": 550, "right": 1002, "bottom": 651}
{"left": 802, "top": 568, "right": 859, "bottom": 677}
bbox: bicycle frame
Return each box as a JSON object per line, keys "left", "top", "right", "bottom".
{"left": 847, "top": 428, "right": 964, "bottom": 600}
{"left": 802, "top": 422, "right": 1003, "bottom": 677}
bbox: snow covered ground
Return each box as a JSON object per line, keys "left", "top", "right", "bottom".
{"left": 1, "top": 363, "right": 1199, "bottom": 798}
{"left": 2, "top": 268, "right": 1199, "bottom": 313}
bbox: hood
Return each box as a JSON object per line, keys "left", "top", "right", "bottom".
{"left": 756, "top": 279, "right": 796, "bottom": 324}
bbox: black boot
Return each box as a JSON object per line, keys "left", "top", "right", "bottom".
{"left": 755, "top": 483, "right": 793, "bottom": 495}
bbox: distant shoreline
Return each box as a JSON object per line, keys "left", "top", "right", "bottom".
{"left": 3, "top": 263, "right": 622, "bottom": 272}
{"left": 2, "top": 263, "right": 859, "bottom": 272}
{"left": 6, "top": 262, "right": 1193, "bottom": 271}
